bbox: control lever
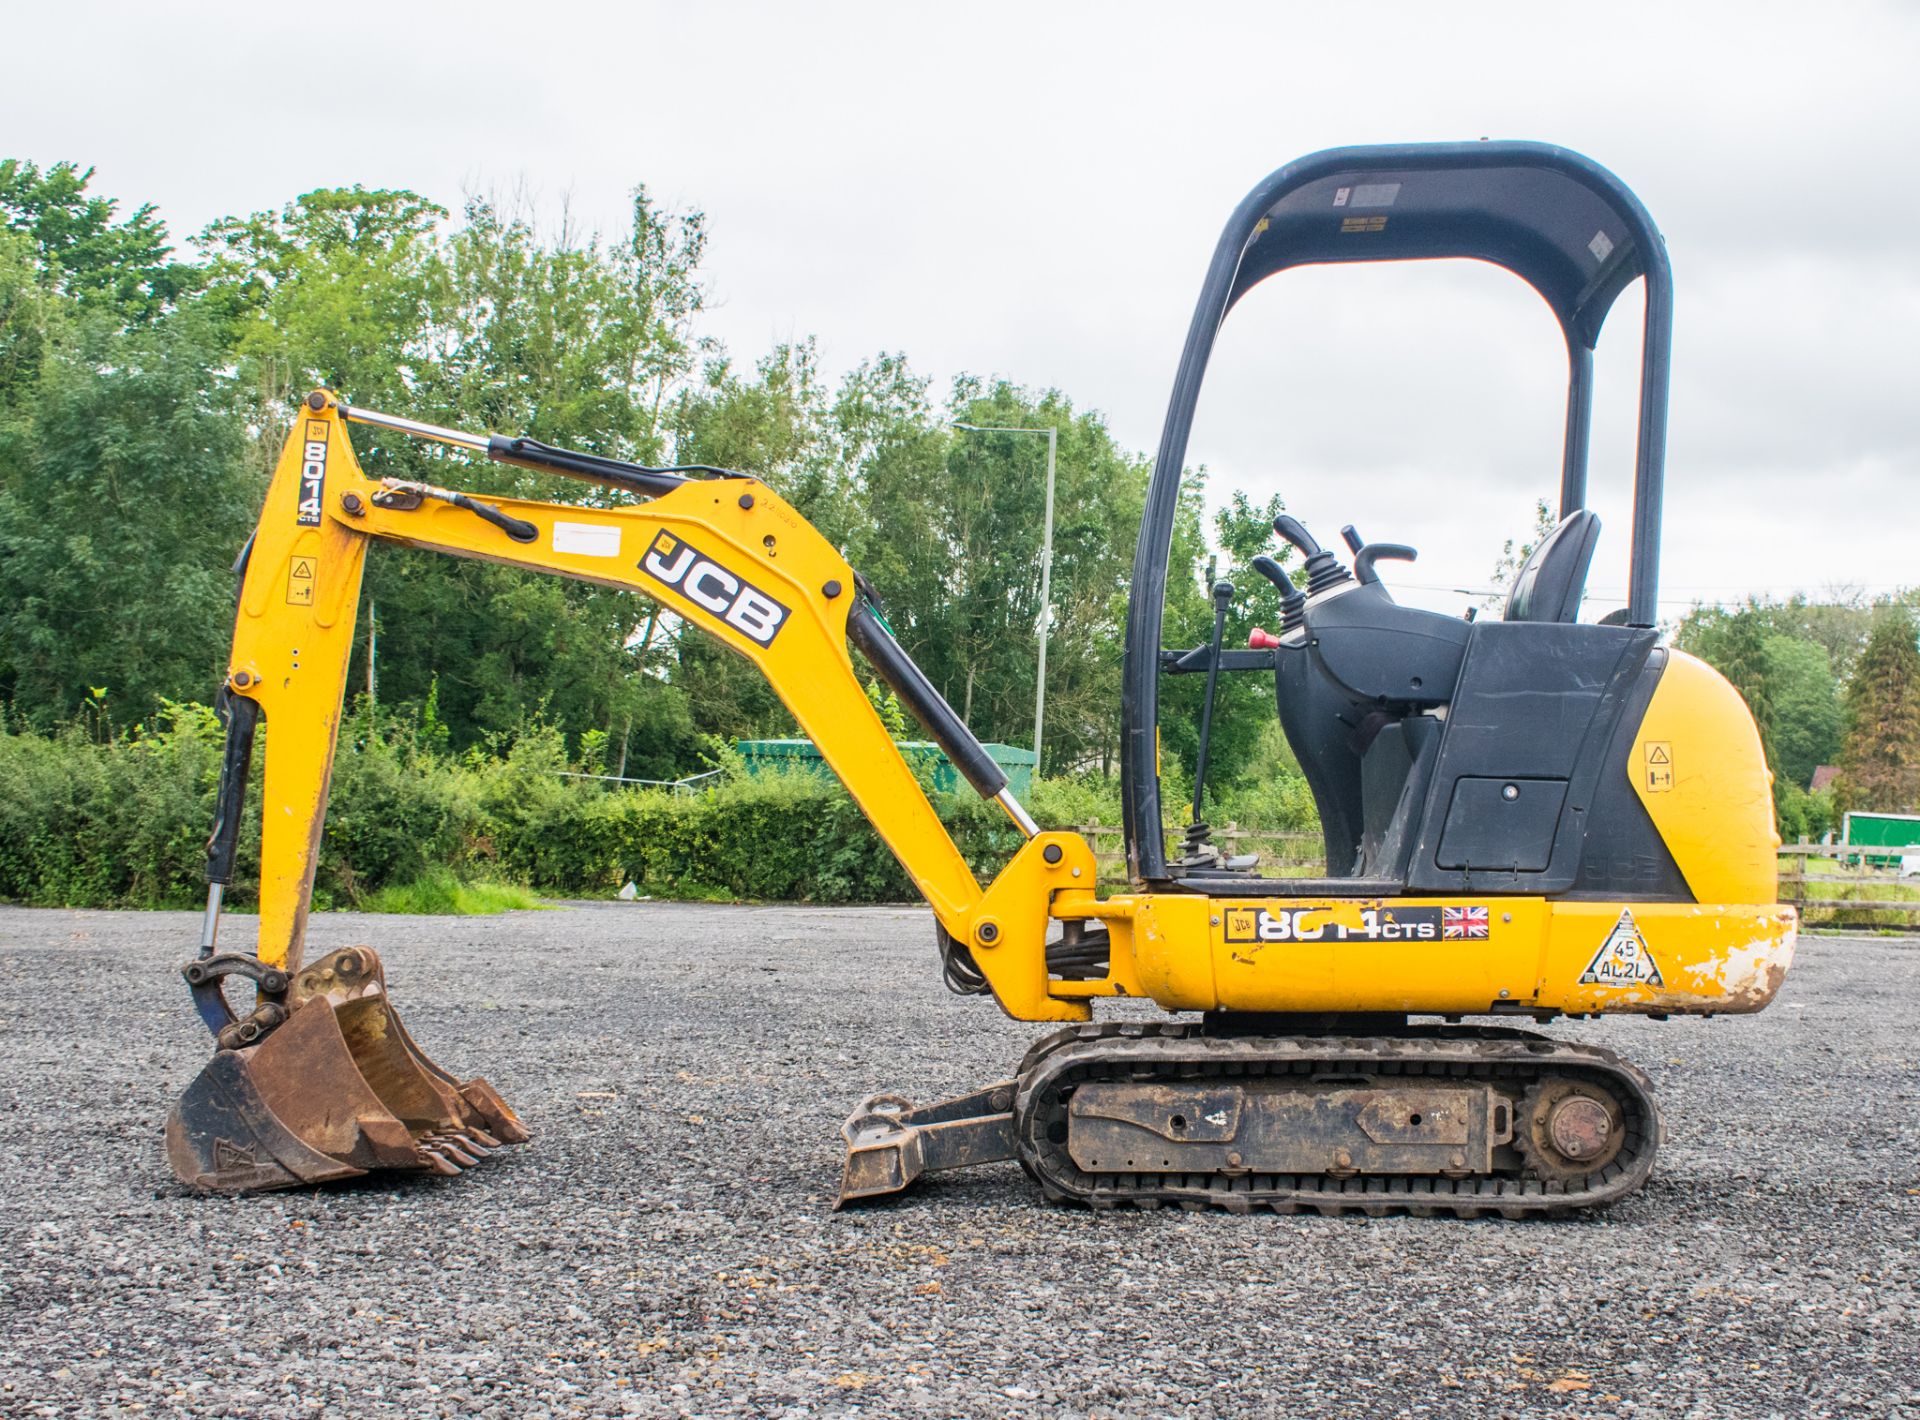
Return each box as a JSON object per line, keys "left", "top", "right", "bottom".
{"left": 1272, "top": 516, "right": 1352, "bottom": 597}
{"left": 1340, "top": 525, "right": 1365, "bottom": 555}
{"left": 1272, "top": 514, "right": 1320, "bottom": 559}
{"left": 1190, "top": 578, "right": 1235, "bottom": 830}
{"left": 1171, "top": 578, "right": 1239, "bottom": 871}
{"left": 1353, "top": 542, "right": 1417, "bottom": 586}
{"left": 1250, "top": 554, "right": 1306, "bottom": 632}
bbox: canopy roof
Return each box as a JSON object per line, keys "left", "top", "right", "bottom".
{"left": 1225, "top": 142, "right": 1665, "bottom": 348}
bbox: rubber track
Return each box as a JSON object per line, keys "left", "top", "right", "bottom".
{"left": 1010, "top": 1022, "right": 1662, "bottom": 1219}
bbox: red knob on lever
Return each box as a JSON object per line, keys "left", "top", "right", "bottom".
{"left": 1248, "top": 627, "right": 1281, "bottom": 650}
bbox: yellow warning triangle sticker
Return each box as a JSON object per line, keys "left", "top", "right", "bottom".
{"left": 1579, "top": 910, "right": 1663, "bottom": 987}
{"left": 291, "top": 559, "right": 314, "bottom": 579}
{"left": 1647, "top": 744, "right": 1670, "bottom": 764}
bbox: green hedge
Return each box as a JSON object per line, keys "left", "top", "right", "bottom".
{"left": 0, "top": 705, "right": 1328, "bottom": 910}
{"left": 0, "top": 709, "right": 1061, "bottom": 908}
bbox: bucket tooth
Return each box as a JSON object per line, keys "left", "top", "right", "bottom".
{"left": 166, "top": 946, "right": 527, "bottom": 1194}
{"left": 427, "top": 1136, "right": 482, "bottom": 1167}
{"left": 456, "top": 1078, "right": 530, "bottom": 1144}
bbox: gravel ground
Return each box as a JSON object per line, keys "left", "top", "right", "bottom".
{"left": 0, "top": 903, "right": 1915, "bottom": 1419}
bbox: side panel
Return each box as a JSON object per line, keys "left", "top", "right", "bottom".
{"left": 1120, "top": 895, "right": 1793, "bottom": 1016}
{"left": 1628, "top": 649, "right": 1780, "bottom": 905}
{"left": 1406, "top": 622, "right": 1656, "bottom": 895}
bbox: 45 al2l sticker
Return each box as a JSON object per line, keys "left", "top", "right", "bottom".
{"left": 1579, "top": 910, "right": 1664, "bottom": 987}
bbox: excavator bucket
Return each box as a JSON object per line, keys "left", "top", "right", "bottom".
{"left": 166, "top": 946, "right": 527, "bottom": 1193}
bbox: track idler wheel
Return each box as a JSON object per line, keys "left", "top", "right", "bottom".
{"left": 166, "top": 947, "right": 527, "bottom": 1193}
{"left": 1515, "top": 1078, "right": 1626, "bottom": 1182}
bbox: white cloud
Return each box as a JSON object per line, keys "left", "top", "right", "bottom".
{"left": 7, "top": 0, "right": 1913, "bottom": 609}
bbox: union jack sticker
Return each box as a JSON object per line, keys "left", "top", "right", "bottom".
{"left": 1442, "top": 905, "right": 1490, "bottom": 940}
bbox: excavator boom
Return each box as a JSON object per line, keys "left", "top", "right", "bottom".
{"left": 167, "top": 391, "right": 1091, "bottom": 1192}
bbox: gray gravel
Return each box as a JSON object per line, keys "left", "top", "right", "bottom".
{"left": 0, "top": 903, "right": 1915, "bottom": 1418}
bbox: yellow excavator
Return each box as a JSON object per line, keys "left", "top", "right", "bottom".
{"left": 167, "top": 142, "right": 1794, "bottom": 1217}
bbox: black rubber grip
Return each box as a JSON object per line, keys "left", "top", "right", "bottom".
{"left": 205, "top": 692, "right": 261, "bottom": 886}
{"left": 488, "top": 435, "right": 689, "bottom": 498}
{"left": 846, "top": 598, "right": 1007, "bottom": 800}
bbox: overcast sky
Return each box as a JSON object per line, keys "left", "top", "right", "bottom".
{"left": 7, "top": 2, "right": 1916, "bottom": 619}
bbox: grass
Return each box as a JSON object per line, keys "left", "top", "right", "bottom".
{"left": 358, "top": 865, "right": 548, "bottom": 916}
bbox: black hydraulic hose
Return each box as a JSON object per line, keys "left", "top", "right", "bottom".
{"left": 846, "top": 596, "right": 1008, "bottom": 801}
{"left": 441, "top": 489, "right": 538, "bottom": 543}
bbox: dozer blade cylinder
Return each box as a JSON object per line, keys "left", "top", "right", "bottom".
{"left": 166, "top": 948, "right": 526, "bottom": 1193}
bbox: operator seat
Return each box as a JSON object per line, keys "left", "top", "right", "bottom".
{"left": 1504, "top": 510, "right": 1601, "bottom": 624}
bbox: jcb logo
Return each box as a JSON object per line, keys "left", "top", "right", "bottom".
{"left": 296, "top": 419, "right": 328, "bottom": 526}
{"left": 640, "top": 531, "right": 789, "bottom": 647}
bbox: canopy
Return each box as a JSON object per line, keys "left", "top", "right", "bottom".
{"left": 1226, "top": 144, "right": 1664, "bottom": 348}
{"left": 1120, "top": 142, "right": 1675, "bottom": 887}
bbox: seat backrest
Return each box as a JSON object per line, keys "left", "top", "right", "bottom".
{"left": 1505, "top": 510, "right": 1601, "bottom": 624}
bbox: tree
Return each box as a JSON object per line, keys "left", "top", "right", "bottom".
{"left": 1837, "top": 608, "right": 1920, "bottom": 813}
{"left": 0, "top": 160, "right": 198, "bottom": 322}
{"left": 1484, "top": 498, "right": 1558, "bottom": 611}
{"left": 853, "top": 377, "right": 1148, "bottom": 775}
{"left": 0, "top": 229, "right": 59, "bottom": 405}
{"left": 193, "top": 184, "right": 712, "bottom": 760}
{"left": 0, "top": 306, "right": 254, "bottom": 723}
{"left": 1760, "top": 635, "right": 1843, "bottom": 792}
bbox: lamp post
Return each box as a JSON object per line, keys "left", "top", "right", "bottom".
{"left": 952, "top": 420, "right": 1057, "bottom": 772}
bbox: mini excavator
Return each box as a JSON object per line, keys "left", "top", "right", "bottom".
{"left": 168, "top": 142, "right": 1794, "bottom": 1216}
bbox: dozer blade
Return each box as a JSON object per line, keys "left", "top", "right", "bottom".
{"left": 836, "top": 1084, "right": 1017, "bottom": 1207}
{"left": 166, "top": 947, "right": 527, "bottom": 1193}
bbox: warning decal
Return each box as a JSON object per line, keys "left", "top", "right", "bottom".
{"left": 286, "top": 555, "right": 316, "bottom": 606}
{"left": 1579, "top": 910, "right": 1664, "bottom": 988}
{"left": 1643, "top": 741, "right": 1673, "bottom": 793}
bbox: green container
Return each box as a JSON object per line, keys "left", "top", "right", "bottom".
{"left": 737, "top": 738, "right": 1036, "bottom": 798}
{"left": 1841, "top": 811, "right": 1920, "bottom": 868}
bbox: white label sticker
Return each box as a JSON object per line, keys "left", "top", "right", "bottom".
{"left": 1333, "top": 186, "right": 1351, "bottom": 207}
{"left": 1350, "top": 182, "right": 1401, "bottom": 208}
{"left": 1579, "top": 910, "right": 1663, "bottom": 987}
{"left": 552, "top": 522, "right": 621, "bottom": 558}
{"left": 1589, "top": 229, "right": 1615, "bottom": 263}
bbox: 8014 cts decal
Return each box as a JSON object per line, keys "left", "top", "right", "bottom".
{"left": 639, "top": 530, "right": 790, "bottom": 646}
{"left": 295, "top": 419, "right": 327, "bottom": 526}
{"left": 1221, "top": 906, "right": 1491, "bottom": 944}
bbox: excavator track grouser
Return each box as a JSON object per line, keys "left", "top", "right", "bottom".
{"left": 842, "top": 1023, "right": 1661, "bottom": 1217}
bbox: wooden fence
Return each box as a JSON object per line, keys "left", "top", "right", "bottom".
{"left": 1777, "top": 841, "right": 1920, "bottom": 924}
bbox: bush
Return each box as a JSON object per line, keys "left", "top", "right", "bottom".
{"left": 0, "top": 706, "right": 1327, "bottom": 910}
{"left": 0, "top": 702, "right": 243, "bottom": 908}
